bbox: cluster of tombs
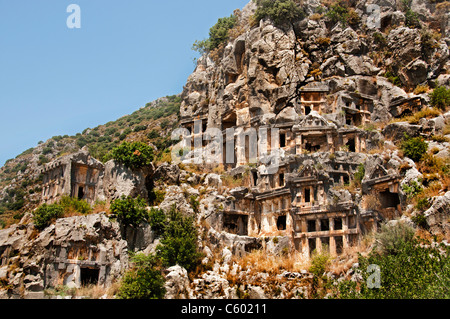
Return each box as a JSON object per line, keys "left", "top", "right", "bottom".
{"left": 38, "top": 82, "right": 422, "bottom": 263}
{"left": 180, "top": 82, "right": 414, "bottom": 258}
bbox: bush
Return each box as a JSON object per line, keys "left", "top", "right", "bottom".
{"left": 325, "top": 1, "right": 360, "bottom": 26}
{"left": 254, "top": 0, "right": 305, "bottom": 26}
{"left": 332, "top": 234, "right": 450, "bottom": 299}
{"left": 33, "top": 203, "right": 64, "bottom": 230}
{"left": 59, "top": 196, "right": 92, "bottom": 215}
{"left": 110, "top": 196, "right": 148, "bottom": 227}
{"left": 400, "top": 135, "right": 428, "bottom": 162}
{"left": 148, "top": 208, "right": 167, "bottom": 238}
{"left": 402, "top": 0, "right": 420, "bottom": 28}
{"left": 192, "top": 14, "right": 237, "bottom": 53}
{"left": 374, "top": 222, "right": 415, "bottom": 256}
{"left": 117, "top": 253, "right": 166, "bottom": 299}
{"left": 429, "top": 86, "right": 450, "bottom": 110}
{"left": 133, "top": 125, "right": 147, "bottom": 132}
{"left": 353, "top": 164, "right": 365, "bottom": 186}
{"left": 156, "top": 206, "right": 202, "bottom": 272}
{"left": 110, "top": 141, "right": 154, "bottom": 169}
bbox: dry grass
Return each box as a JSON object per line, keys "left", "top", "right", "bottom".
{"left": 391, "top": 107, "right": 442, "bottom": 125}
{"left": 232, "top": 249, "right": 310, "bottom": 276}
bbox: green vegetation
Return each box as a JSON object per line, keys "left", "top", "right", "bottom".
{"left": 110, "top": 141, "right": 154, "bottom": 170}
{"left": 353, "top": 164, "right": 365, "bottom": 186}
{"left": 148, "top": 208, "right": 167, "bottom": 238}
{"left": 31, "top": 197, "right": 94, "bottom": 230}
{"left": 192, "top": 14, "right": 238, "bottom": 54}
{"left": 117, "top": 253, "right": 166, "bottom": 299}
{"left": 117, "top": 205, "right": 202, "bottom": 298}
{"left": 402, "top": 0, "right": 420, "bottom": 28}
{"left": 59, "top": 196, "right": 92, "bottom": 215}
{"left": 156, "top": 205, "right": 202, "bottom": 272}
{"left": 332, "top": 223, "right": 450, "bottom": 299}
{"left": 325, "top": 0, "right": 360, "bottom": 27}
{"left": 401, "top": 180, "right": 423, "bottom": 199}
{"left": 110, "top": 196, "right": 149, "bottom": 227}
{"left": 309, "top": 248, "right": 331, "bottom": 298}
{"left": 32, "top": 203, "right": 64, "bottom": 230}
{"left": 429, "top": 86, "right": 450, "bottom": 110}
{"left": 253, "top": 0, "right": 305, "bottom": 26}
{"left": 384, "top": 71, "right": 401, "bottom": 87}
{"left": 400, "top": 135, "right": 428, "bottom": 162}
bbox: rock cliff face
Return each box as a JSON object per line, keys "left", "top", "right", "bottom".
{"left": 180, "top": 0, "right": 449, "bottom": 131}
{"left": 0, "top": 213, "right": 132, "bottom": 299}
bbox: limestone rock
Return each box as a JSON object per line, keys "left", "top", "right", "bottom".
{"left": 425, "top": 191, "right": 450, "bottom": 237}
{"left": 97, "top": 160, "right": 149, "bottom": 201}
{"left": 164, "top": 265, "right": 192, "bottom": 299}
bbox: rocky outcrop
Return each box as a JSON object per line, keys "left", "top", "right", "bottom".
{"left": 425, "top": 191, "right": 450, "bottom": 237}
{"left": 96, "top": 160, "right": 153, "bottom": 202}
{"left": 0, "top": 213, "right": 133, "bottom": 299}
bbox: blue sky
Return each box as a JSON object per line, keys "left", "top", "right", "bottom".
{"left": 0, "top": 0, "right": 250, "bottom": 166}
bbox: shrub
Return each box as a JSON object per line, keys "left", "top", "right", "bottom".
{"left": 133, "top": 125, "right": 147, "bottom": 132}
{"left": 414, "top": 84, "right": 429, "bottom": 95}
{"left": 110, "top": 196, "right": 148, "bottom": 227}
{"left": 253, "top": 0, "right": 305, "bottom": 26}
{"left": 192, "top": 14, "right": 237, "bottom": 53}
{"left": 110, "top": 141, "right": 154, "bottom": 169}
{"left": 58, "top": 196, "right": 92, "bottom": 215}
{"left": 117, "top": 253, "right": 166, "bottom": 299}
{"left": 402, "top": 0, "right": 420, "bottom": 28}
{"left": 402, "top": 180, "right": 423, "bottom": 199}
{"left": 429, "top": 86, "right": 450, "bottom": 110}
{"left": 374, "top": 222, "right": 415, "bottom": 256}
{"left": 400, "top": 135, "right": 428, "bottom": 162}
{"left": 148, "top": 189, "right": 166, "bottom": 206}
{"left": 208, "top": 15, "right": 238, "bottom": 50}
{"left": 148, "top": 208, "right": 167, "bottom": 238}
{"left": 325, "top": 1, "right": 360, "bottom": 26}
{"left": 411, "top": 212, "right": 429, "bottom": 228}
{"left": 333, "top": 235, "right": 450, "bottom": 299}
{"left": 156, "top": 206, "right": 202, "bottom": 272}
{"left": 33, "top": 203, "right": 64, "bottom": 230}
{"left": 353, "top": 164, "right": 365, "bottom": 186}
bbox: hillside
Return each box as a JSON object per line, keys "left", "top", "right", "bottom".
{"left": 0, "top": 95, "right": 181, "bottom": 227}
{"left": 0, "top": 0, "right": 450, "bottom": 301}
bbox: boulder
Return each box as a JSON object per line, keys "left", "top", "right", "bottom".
{"left": 164, "top": 265, "right": 192, "bottom": 299}
{"left": 153, "top": 162, "right": 180, "bottom": 185}
{"left": 424, "top": 192, "right": 450, "bottom": 237}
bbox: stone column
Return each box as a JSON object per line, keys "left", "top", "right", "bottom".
{"left": 342, "top": 215, "right": 349, "bottom": 250}
{"left": 296, "top": 134, "right": 303, "bottom": 155}
{"left": 329, "top": 218, "right": 336, "bottom": 256}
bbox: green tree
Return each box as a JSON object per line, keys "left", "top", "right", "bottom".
{"left": 429, "top": 86, "right": 450, "bottom": 110}
{"left": 33, "top": 203, "right": 64, "bottom": 230}
{"left": 110, "top": 141, "right": 154, "bottom": 169}
{"left": 110, "top": 196, "right": 148, "bottom": 227}
{"left": 208, "top": 15, "right": 238, "bottom": 50}
{"left": 253, "top": 0, "right": 305, "bottom": 26}
{"left": 192, "top": 14, "right": 238, "bottom": 54}
{"left": 156, "top": 206, "right": 202, "bottom": 272}
{"left": 400, "top": 135, "right": 428, "bottom": 162}
{"left": 117, "top": 253, "right": 166, "bottom": 299}
{"left": 148, "top": 208, "right": 167, "bottom": 238}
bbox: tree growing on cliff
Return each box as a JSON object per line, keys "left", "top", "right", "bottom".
{"left": 156, "top": 205, "right": 202, "bottom": 272}
{"left": 110, "top": 141, "right": 154, "bottom": 170}
{"left": 117, "top": 253, "right": 166, "bottom": 299}
{"left": 110, "top": 196, "right": 149, "bottom": 227}
{"left": 253, "top": 0, "right": 305, "bottom": 26}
